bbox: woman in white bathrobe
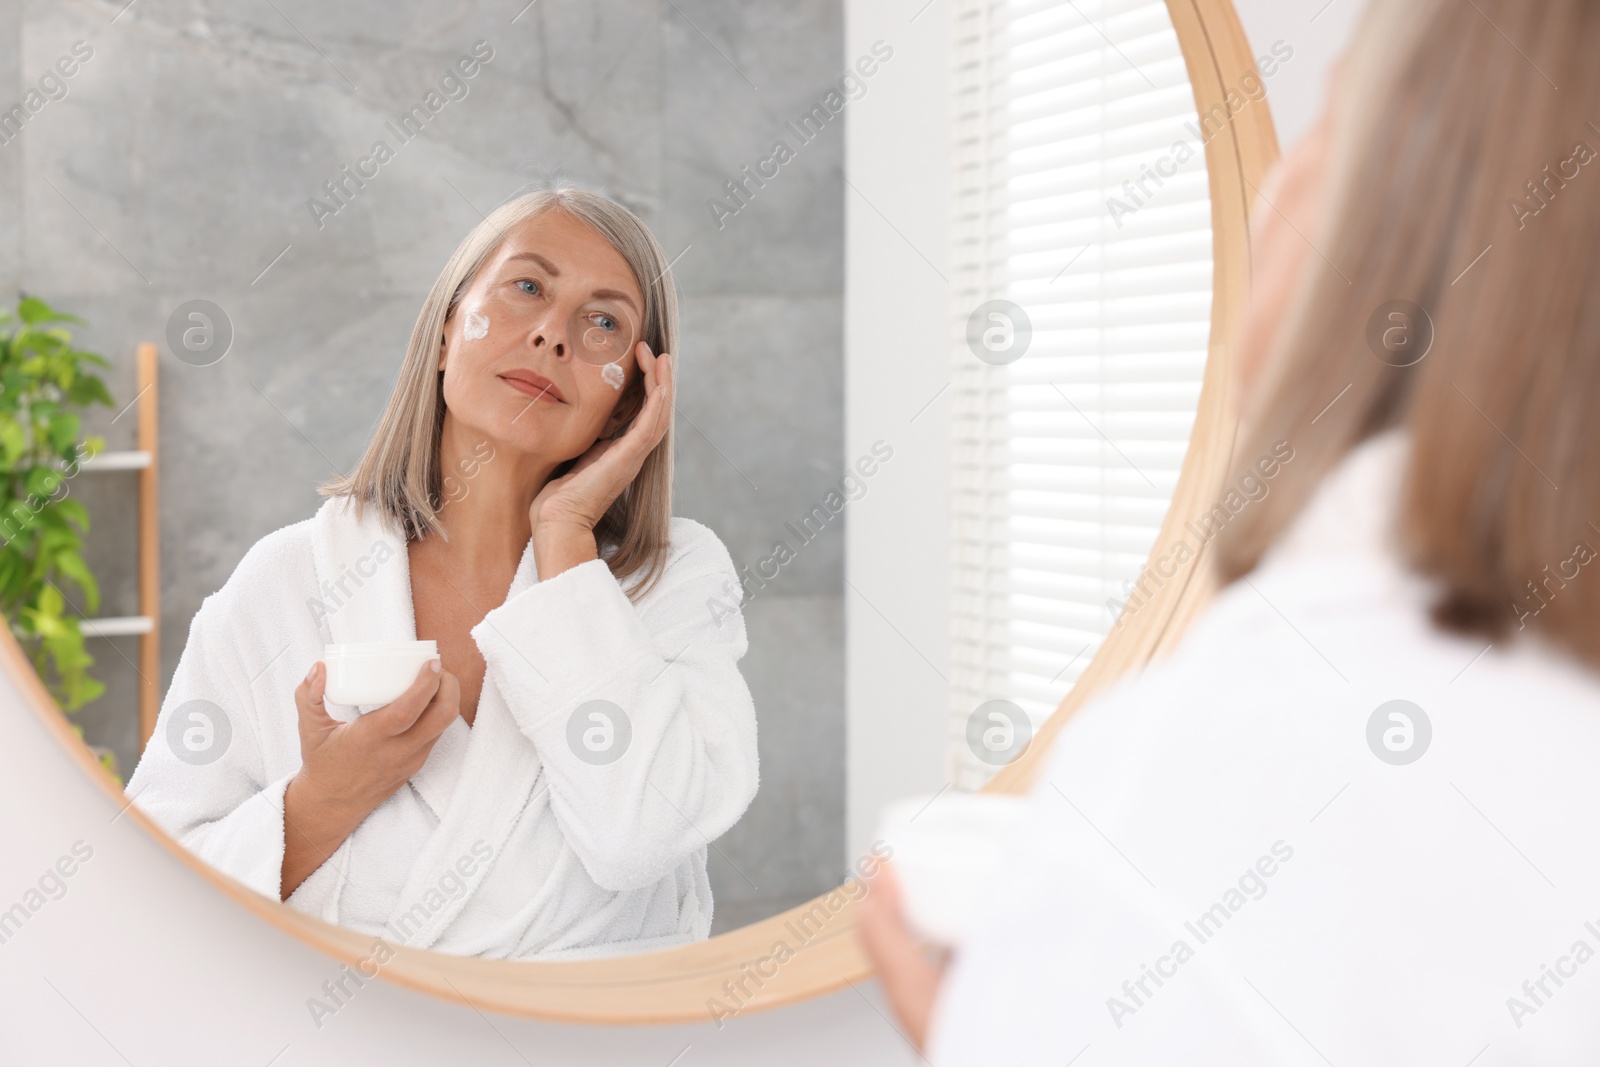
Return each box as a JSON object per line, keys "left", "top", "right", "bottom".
{"left": 860, "top": 0, "right": 1600, "bottom": 1061}
{"left": 128, "top": 186, "right": 760, "bottom": 960}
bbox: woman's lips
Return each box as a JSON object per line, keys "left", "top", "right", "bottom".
{"left": 499, "top": 370, "right": 565, "bottom": 403}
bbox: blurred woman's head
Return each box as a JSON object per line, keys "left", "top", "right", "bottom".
{"left": 1215, "top": 0, "right": 1600, "bottom": 665}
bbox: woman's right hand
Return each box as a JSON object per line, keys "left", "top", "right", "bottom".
{"left": 279, "top": 659, "right": 461, "bottom": 899}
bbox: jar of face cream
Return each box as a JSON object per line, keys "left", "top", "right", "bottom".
{"left": 876, "top": 792, "right": 1031, "bottom": 947}
{"left": 322, "top": 641, "right": 439, "bottom": 708}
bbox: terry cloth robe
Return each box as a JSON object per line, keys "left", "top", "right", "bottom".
{"left": 926, "top": 430, "right": 1600, "bottom": 1064}
{"left": 126, "top": 495, "right": 760, "bottom": 960}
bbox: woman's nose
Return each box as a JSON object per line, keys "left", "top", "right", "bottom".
{"left": 529, "top": 316, "right": 569, "bottom": 359}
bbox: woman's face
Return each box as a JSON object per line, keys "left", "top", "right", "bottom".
{"left": 439, "top": 210, "right": 646, "bottom": 463}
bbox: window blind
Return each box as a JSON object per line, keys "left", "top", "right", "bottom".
{"left": 947, "top": 0, "right": 1213, "bottom": 789}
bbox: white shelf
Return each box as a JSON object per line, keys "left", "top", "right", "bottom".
{"left": 74, "top": 450, "right": 152, "bottom": 472}
{"left": 78, "top": 615, "right": 154, "bottom": 638}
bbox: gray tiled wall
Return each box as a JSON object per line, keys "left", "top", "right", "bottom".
{"left": 3, "top": 0, "right": 844, "bottom": 934}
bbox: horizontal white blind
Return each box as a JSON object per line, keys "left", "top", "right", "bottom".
{"left": 948, "top": 0, "right": 1213, "bottom": 789}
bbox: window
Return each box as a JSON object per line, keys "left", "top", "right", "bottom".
{"left": 947, "top": 0, "right": 1213, "bottom": 788}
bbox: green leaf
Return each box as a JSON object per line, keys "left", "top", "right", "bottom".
{"left": 0, "top": 417, "right": 25, "bottom": 469}
{"left": 17, "top": 297, "right": 83, "bottom": 327}
{"left": 1, "top": 295, "right": 107, "bottom": 717}
{"left": 23, "top": 606, "right": 65, "bottom": 640}
{"left": 54, "top": 551, "right": 99, "bottom": 615}
{"left": 37, "top": 578, "right": 63, "bottom": 617}
{"left": 24, "top": 466, "right": 64, "bottom": 501}
{"left": 34, "top": 507, "right": 68, "bottom": 534}
{"left": 54, "top": 498, "right": 88, "bottom": 532}
{"left": 15, "top": 328, "right": 64, "bottom": 360}
{"left": 49, "top": 413, "right": 81, "bottom": 455}
{"left": 75, "top": 676, "right": 109, "bottom": 712}
{"left": 66, "top": 375, "right": 114, "bottom": 408}
{"left": 0, "top": 502, "right": 39, "bottom": 542}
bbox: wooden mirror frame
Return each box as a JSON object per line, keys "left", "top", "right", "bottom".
{"left": 9, "top": 0, "right": 1280, "bottom": 1027}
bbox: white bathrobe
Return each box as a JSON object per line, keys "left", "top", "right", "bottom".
{"left": 929, "top": 430, "right": 1600, "bottom": 1064}
{"left": 127, "top": 495, "right": 760, "bottom": 960}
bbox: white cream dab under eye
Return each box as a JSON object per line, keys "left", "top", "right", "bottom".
{"left": 464, "top": 309, "right": 489, "bottom": 340}
{"left": 602, "top": 361, "right": 625, "bottom": 390}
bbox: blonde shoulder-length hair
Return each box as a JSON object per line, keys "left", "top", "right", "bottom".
{"left": 1213, "top": 0, "right": 1600, "bottom": 666}
{"left": 319, "top": 185, "right": 678, "bottom": 602}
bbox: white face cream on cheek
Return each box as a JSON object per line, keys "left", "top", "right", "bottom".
{"left": 463, "top": 308, "right": 490, "bottom": 341}
{"left": 601, "top": 361, "right": 625, "bottom": 390}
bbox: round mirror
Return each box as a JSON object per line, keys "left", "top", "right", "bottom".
{"left": 6, "top": 0, "right": 1276, "bottom": 1021}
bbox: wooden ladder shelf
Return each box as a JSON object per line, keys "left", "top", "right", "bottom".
{"left": 77, "top": 342, "right": 160, "bottom": 749}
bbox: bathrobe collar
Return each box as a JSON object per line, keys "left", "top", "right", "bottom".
{"left": 310, "top": 494, "right": 554, "bottom": 947}
{"left": 308, "top": 495, "right": 540, "bottom": 824}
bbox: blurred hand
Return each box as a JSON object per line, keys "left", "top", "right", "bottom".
{"left": 856, "top": 861, "right": 951, "bottom": 1053}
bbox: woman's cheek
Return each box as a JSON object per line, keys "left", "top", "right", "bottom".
{"left": 463, "top": 307, "right": 490, "bottom": 341}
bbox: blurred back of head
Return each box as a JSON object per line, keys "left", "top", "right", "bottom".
{"left": 1214, "top": 0, "right": 1600, "bottom": 666}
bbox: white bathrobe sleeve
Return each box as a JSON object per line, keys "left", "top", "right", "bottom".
{"left": 126, "top": 585, "right": 295, "bottom": 903}
{"left": 470, "top": 521, "right": 759, "bottom": 893}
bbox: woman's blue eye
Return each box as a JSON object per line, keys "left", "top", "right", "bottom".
{"left": 516, "top": 279, "right": 540, "bottom": 295}
{"left": 596, "top": 314, "right": 617, "bottom": 331}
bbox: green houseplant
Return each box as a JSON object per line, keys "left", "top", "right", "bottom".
{"left": 0, "top": 296, "right": 116, "bottom": 765}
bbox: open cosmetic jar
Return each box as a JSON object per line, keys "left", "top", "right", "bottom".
{"left": 322, "top": 641, "right": 439, "bottom": 709}
{"left": 876, "top": 792, "right": 1031, "bottom": 947}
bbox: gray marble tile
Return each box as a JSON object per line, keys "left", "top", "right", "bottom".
{"left": 658, "top": 0, "right": 844, "bottom": 297}
{"left": 0, "top": 2, "right": 20, "bottom": 295}
{"left": 673, "top": 293, "right": 844, "bottom": 595}
{"left": 708, "top": 592, "right": 844, "bottom": 924}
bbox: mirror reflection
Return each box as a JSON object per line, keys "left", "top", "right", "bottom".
{"left": 13, "top": 0, "right": 1212, "bottom": 961}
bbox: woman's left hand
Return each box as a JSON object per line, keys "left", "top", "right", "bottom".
{"left": 856, "top": 861, "right": 951, "bottom": 1053}
{"left": 528, "top": 342, "right": 672, "bottom": 575}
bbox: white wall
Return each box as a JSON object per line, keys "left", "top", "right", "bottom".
{"left": 0, "top": 3, "right": 1361, "bottom": 1063}
{"left": 1231, "top": 0, "right": 1364, "bottom": 151}
{"left": 843, "top": 0, "right": 954, "bottom": 863}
